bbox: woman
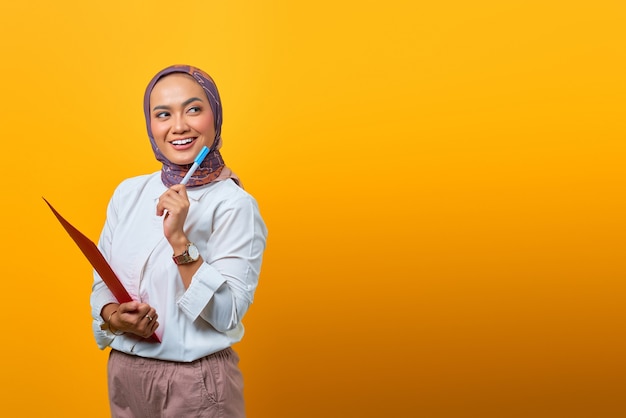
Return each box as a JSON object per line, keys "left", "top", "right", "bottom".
{"left": 90, "top": 64, "right": 267, "bottom": 417}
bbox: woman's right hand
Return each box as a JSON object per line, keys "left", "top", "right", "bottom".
{"left": 108, "top": 301, "right": 159, "bottom": 338}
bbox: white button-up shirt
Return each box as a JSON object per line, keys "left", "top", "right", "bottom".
{"left": 90, "top": 173, "right": 267, "bottom": 362}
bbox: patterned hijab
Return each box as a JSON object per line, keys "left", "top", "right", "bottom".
{"left": 143, "top": 65, "right": 240, "bottom": 188}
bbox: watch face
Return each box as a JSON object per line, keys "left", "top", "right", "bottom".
{"left": 188, "top": 243, "right": 200, "bottom": 260}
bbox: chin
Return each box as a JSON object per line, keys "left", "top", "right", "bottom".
{"left": 174, "top": 157, "right": 196, "bottom": 166}
{"left": 159, "top": 153, "right": 191, "bottom": 166}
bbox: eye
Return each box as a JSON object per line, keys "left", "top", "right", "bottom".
{"left": 188, "top": 106, "right": 201, "bottom": 114}
{"left": 155, "top": 111, "right": 170, "bottom": 119}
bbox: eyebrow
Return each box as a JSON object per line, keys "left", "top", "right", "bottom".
{"left": 152, "top": 96, "right": 204, "bottom": 111}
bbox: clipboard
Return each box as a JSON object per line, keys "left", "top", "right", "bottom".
{"left": 44, "top": 197, "right": 160, "bottom": 343}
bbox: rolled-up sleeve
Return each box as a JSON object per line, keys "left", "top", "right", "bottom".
{"left": 177, "top": 195, "right": 267, "bottom": 332}
{"left": 90, "top": 190, "right": 120, "bottom": 349}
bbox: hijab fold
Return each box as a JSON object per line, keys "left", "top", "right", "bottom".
{"left": 143, "top": 65, "right": 241, "bottom": 188}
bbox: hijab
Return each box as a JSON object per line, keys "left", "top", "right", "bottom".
{"left": 143, "top": 65, "right": 240, "bottom": 188}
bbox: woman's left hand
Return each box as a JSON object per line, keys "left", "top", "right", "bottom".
{"left": 156, "top": 184, "right": 190, "bottom": 245}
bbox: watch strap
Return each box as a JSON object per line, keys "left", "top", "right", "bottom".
{"left": 172, "top": 242, "right": 198, "bottom": 265}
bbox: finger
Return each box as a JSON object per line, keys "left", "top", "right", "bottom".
{"left": 164, "top": 186, "right": 189, "bottom": 207}
{"left": 156, "top": 194, "right": 176, "bottom": 216}
{"left": 142, "top": 307, "right": 157, "bottom": 320}
{"left": 135, "top": 303, "right": 150, "bottom": 314}
{"left": 142, "top": 320, "right": 159, "bottom": 338}
{"left": 118, "top": 301, "right": 140, "bottom": 314}
{"left": 157, "top": 193, "right": 187, "bottom": 216}
{"left": 169, "top": 184, "right": 188, "bottom": 196}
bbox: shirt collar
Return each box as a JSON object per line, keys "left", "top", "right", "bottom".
{"left": 148, "top": 172, "right": 218, "bottom": 202}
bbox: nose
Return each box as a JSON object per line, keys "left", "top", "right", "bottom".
{"left": 172, "top": 114, "right": 189, "bottom": 134}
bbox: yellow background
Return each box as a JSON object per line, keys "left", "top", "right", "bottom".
{"left": 1, "top": 1, "right": 624, "bottom": 417}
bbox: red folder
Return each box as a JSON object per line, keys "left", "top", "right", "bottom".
{"left": 44, "top": 198, "right": 160, "bottom": 343}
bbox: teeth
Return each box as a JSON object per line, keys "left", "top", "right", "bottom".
{"left": 172, "top": 138, "right": 193, "bottom": 145}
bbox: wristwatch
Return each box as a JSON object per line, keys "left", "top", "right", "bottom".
{"left": 172, "top": 242, "right": 200, "bottom": 265}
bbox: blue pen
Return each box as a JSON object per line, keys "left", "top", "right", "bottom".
{"left": 180, "top": 146, "right": 210, "bottom": 185}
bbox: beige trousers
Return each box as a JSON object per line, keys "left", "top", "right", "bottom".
{"left": 107, "top": 347, "right": 245, "bottom": 418}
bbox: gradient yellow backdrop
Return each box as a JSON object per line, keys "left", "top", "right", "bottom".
{"left": 1, "top": 1, "right": 624, "bottom": 417}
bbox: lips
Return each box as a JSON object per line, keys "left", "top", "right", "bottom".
{"left": 168, "top": 137, "right": 198, "bottom": 150}
{"left": 171, "top": 137, "right": 195, "bottom": 146}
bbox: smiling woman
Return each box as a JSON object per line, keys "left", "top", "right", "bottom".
{"left": 142, "top": 66, "right": 238, "bottom": 189}
{"left": 90, "top": 65, "right": 268, "bottom": 417}
{"left": 149, "top": 73, "right": 216, "bottom": 165}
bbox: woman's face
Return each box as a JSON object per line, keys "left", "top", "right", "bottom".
{"left": 149, "top": 73, "right": 216, "bottom": 165}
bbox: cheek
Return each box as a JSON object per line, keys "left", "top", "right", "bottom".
{"left": 150, "top": 120, "right": 167, "bottom": 140}
{"left": 195, "top": 114, "right": 215, "bottom": 137}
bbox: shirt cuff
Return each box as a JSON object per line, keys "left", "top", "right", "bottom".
{"left": 91, "top": 294, "right": 118, "bottom": 323}
{"left": 92, "top": 319, "right": 117, "bottom": 349}
{"left": 91, "top": 290, "right": 119, "bottom": 349}
{"left": 177, "top": 261, "right": 226, "bottom": 321}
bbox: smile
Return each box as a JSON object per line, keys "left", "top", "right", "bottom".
{"left": 171, "top": 138, "right": 195, "bottom": 145}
